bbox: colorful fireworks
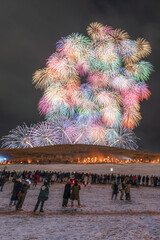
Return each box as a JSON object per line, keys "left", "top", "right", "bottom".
{"left": 1, "top": 22, "right": 153, "bottom": 150}
{"left": 1, "top": 123, "right": 34, "bottom": 149}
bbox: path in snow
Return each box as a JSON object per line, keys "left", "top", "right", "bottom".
{"left": 0, "top": 181, "right": 160, "bottom": 240}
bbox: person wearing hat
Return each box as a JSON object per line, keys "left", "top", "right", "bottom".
{"left": 70, "top": 179, "right": 81, "bottom": 208}
{"left": 16, "top": 179, "right": 30, "bottom": 211}
{"left": 33, "top": 181, "right": 49, "bottom": 213}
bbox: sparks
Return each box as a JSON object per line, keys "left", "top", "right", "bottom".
{"left": 1, "top": 22, "right": 153, "bottom": 150}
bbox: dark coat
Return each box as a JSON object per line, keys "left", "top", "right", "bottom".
{"left": 11, "top": 181, "right": 22, "bottom": 201}
{"left": 21, "top": 183, "right": 30, "bottom": 194}
{"left": 38, "top": 185, "right": 49, "bottom": 201}
{"left": 63, "top": 183, "right": 71, "bottom": 199}
{"left": 0, "top": 177, "right": 6, "bottom": 186}
{"left": 112, "top": 182, "right": 118, "bottom": 194}
{"left": 71, "top": 184, "right": 81, "bottom": 200}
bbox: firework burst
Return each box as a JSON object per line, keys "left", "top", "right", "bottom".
{"left": 31, "top": 121, "right": 58, "bottom": 147}
{"left": 136, "top": 38, "right": 152, "bottom": 59}
{"left": 109, "top": 29, "right": 129, "bottom": 45}
{"left": 87, "top": 22, "right": 104, "bottom": 40}
{"left": 1, "top": 123, "right": 33, "bottom": 149}
{"left": 1, "top": 22, "right": 153, "bottom": 150}
{"left": 110, "top": 127, "right": 138, "bottom": 150}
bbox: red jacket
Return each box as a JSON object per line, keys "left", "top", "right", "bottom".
{"left": 34, "top": 174, "right": 40, "bottom": 182}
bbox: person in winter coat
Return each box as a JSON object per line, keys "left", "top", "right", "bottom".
{"left": 33, "top": 173, "right": 40, "bottom": 187}
{"left": 137, "top": 175, "right": 141, "bottom": 185}
{"left": 125, "top": 181, "right": 131, "bottom": 200}
{"left": 71, "top": 180, "right": 81, "bottom": 207}
{"left": 117, "top": 175, "right": 120, "bottom": 185}
{"left": 133, "top": 176, "right": 137, "bottom": 186}
{"left": 9, "top": 178, "right": 22, "bottom": 205}
{"left": 33, "top": 181, "right": 49, "bottom": 212}
{"left": 151, "top": 176, "right": 154, "bottom": 186}
{"left": 146, "top": 175, "right": 149, "bottom": 186}
{"left": 62, "top": 181, "right": 71, "bottom": 207}
{"left": 88, "top": 173, "right": 92, "bottom": 186}
{"left": 142, "top": 176, "right": 145, "bottom": 185}
{"left": 119, "top": 181, "right": 126, "bottom": 200}
{"left": 154, "top": 176, "right": 158, "bottom": 187}
{"left": 16, "top": 179, "right": 30, "bottom": 211}
{"left": 111, "top": 181, "right": 118, "bottom": 200}
{"left": 84, "top": 174, "right": 88, "bottom": 187}
{"left": 0, "top": 176, "right": 6, "bottom": 192}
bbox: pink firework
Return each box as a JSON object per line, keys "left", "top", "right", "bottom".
{"left": 88, "top": 124, "right": 106, "bottom": 143}
{"left": 102, "top": 106, "right": 121, "bottom": 127}
{"left": 133, "top": 83, "right": 151, "bottom": 101}
{"left": 38, "top": 96, "right": 51, "bottom": 115}
{"left": 88, "top": 71, "right": 109, "bottom": 88}
{"left": 76, "top": 60, "right": 90, "bottom": 76}
{"left": 122, "top": 90, "right": 139, "bottom": 107}
{"left": 111, "top": 75, "right": 133, "bottom": 93}
{"left": 122, "top": 109, "right": 142, "bottom": 129}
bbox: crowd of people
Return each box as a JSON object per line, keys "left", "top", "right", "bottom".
{"left": 0, "top": 169, "right": 159, "bottom": 187}
{"left": 0, "top": 168, "right": 159, "bottom": 212}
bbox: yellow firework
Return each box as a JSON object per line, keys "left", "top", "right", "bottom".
{"left": 114, "top": 92, "right": 122, "bottom": 106}
{"left": 123, "top": 54, "right": 140, "bottom": 65}
{"left": 125, "top": 63, "right": 136, "bottom": 74}
{"left": 136, "top": 38, "right": 152, "bottom": 59}
{"left": 110, "top": 29, "right": 129, "bottom": 44}
{"left": 32, "top": 67, "right": 59, "bottom": 90}
{"left": 122, "top": 110, "right": 142, "bottom": 129}
{"left": 124, "top": 38, "right": 152, "bottom": 64}
{"left": 32, "top": 68, "right": 50, "bottom": 90}
{"left": 86, "top": 22, "right": 104, "bottom": 40}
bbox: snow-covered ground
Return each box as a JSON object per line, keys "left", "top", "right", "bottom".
{"left": 0, "top": 164, "right": 160, "bottom": 240}
{"left": 2, "top": 163, "right": 160, "bottom": 175}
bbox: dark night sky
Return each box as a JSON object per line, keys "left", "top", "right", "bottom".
{"left": 0, "top": 0, "right": 160, "bottom": 152}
